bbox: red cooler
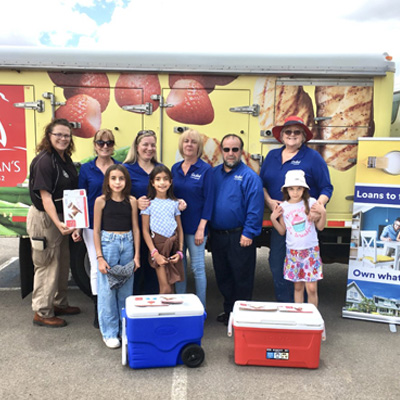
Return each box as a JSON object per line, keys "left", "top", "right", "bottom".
{"left": 228, "top": 301, "right": 325, "bottom": 369}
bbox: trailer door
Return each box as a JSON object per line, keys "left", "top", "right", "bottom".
{"left": 162, "top": 85, "right": 258, "bottom": 171}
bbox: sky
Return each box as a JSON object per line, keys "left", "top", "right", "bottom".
{"left": 1, "top": 0, "right": 400, "bottom": 89}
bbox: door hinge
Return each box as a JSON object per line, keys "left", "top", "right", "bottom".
{"left": 229, "top": 104, "right": 260, "bottom": 117}
{"left": 14, "top": 100, "right": 45, "bottom": 113}
{"left": 122, "top": 103, "right": 153, "bottom": 115}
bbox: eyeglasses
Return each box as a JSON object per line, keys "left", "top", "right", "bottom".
{"left": 283, "top": 130, "right": 303, "bottom": 136}
{"left": 95, "top": 140, "right": 115, "bottom": 148}
{"left": 222, "top": 147, "right": 240, "bottom": 153}
{"left": 137, "top": 130, "right": 156, "bottom": 136}
{"left": 51, "top": 133, "right": 71, "bottom": 140}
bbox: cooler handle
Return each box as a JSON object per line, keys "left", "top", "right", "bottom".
{"left": 227, "top": 312, "right": 233, "bottom": 337}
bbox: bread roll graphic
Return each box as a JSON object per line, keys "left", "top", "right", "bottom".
{"left": 255, "top": 78, "right": 315, "bottom": 133}
{"left": 315, "top": 85, "right": 374, "bottom": 171}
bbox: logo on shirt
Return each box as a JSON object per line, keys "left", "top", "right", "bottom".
{"left": 291, "top": 160, "right": 301, "bottom": 165}
{"left": 234, "top": 175, "right": 243, "bottom": 181}
{"left": 190, "top": 173, "right": 202, "bottom": 180}
{"left": 62, "top": 170, "right": 69, "bottom": 179}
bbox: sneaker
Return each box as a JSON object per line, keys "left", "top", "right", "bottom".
{"left": 103, "top": 337, "right": 121, "bottom": 349}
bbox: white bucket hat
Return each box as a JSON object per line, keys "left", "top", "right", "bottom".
{"left": 281, "top": 170, "right": 310, "bottom": 191}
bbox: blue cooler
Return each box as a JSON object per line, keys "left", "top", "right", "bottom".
{"left": 122, "top": 294, "right": 206, "bottom": 369}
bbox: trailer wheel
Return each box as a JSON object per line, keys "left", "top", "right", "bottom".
{"left": 181, "top": 344, "right": 205, "bottom": 368}
{"left": 69, "top": 239, "right": 92, "bottom": 298}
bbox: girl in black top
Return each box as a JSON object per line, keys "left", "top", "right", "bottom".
{"left": 93, "top": 164, "right": 140, "bottom": 349}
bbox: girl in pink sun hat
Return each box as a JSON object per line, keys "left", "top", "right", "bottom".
{"left": 270, "top": 170, "right": 326, "bottom": 307}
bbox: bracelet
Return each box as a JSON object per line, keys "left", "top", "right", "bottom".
{"left": 176, "top": 251, "right": 183, "bottom": 260}
{"left": 151, "top": 248, "right": 159, "bottom": 257}
{"left": 96, "top": 255, "right": 104, "bottom": 259}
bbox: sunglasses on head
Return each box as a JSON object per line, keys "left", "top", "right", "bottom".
{"left": 283, "top": 130, "right": 303, "bottom": 136}
{"left": 137, "top": 130, "right": 156, "bottom": 136}
{"left": 95, "top": 140, "right": 115, "bottom": 148}
{"left": 222, "top": 147, "right": 240, "bottom": 153}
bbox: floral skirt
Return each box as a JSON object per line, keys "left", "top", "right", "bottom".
{"left": 284, "top": 245, "right": 323, "bottom": 282}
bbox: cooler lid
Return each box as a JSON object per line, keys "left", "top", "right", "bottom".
{"left": 232, "top": 301, "right": 324, "bottom": 330}
{"left": 125, "top": 294, "right": 204, "bottom": 318}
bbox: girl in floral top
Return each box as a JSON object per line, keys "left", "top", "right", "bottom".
{"left": 270, "top": 170, "right": 326, "bottom": 307}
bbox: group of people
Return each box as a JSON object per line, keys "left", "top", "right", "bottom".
{"left": 27, "top": 115, "right": 333, "bottom": 349}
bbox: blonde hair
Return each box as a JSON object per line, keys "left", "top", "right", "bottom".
{"left": 124, "top": 130, "right": 158, "bottom": 164}
{"left": 178, "top": 129, "right": 204, "bottom": 158}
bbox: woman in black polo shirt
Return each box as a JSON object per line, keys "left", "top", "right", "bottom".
{"left": 27, "top": 118, "right": 81, "bottom": 328}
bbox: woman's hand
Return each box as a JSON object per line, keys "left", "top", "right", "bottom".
{"left": 194, "top": 228, "right": 205, "bottom": 245}
{"left": 98, "top": 258, "right": 110, "bottom": 274}
{"left": 309, "top": 201, "right": 325, "bottom": 222}
{"left": 137, "top": 196, "right": 150, "bottom": 211}
{"left": 58, "top": 221, "right": 75, "bottom": 236}
{"left": 270, "top": 204, "right": 283, "bottom": 221}
{"left": 178, "top": 199, "right": 187, "bottom": 211}
{"left": 71, "top": 229, "right": 82, "bottom": 242}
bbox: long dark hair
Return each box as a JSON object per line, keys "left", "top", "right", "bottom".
{"left": 147, "top": 165, "right": 176, "bottom": 200}
{"left": 282, "top": 186, "right": 311, "bottom": 215}
{"left": 37, "top": 118, "right": 75, "bottom": 156}
{"left": 102, "top": 164, "right": 131, "bottom": 202}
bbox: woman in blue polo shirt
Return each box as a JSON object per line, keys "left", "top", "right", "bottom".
{"left": 172, "top": 129, "right": 214, "bottom": 308}
{"left": 78, "top": 129, "right": 120, "bottom": 326}
{"left": 123, "top": 130, "right": 160, "bottom": 294}
{"left": 260, "top": 116, "right": 333, "bottom": 303}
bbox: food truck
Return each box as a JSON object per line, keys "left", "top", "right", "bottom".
{"left": 0, "top": 47, "right": 395, "bottom": 296}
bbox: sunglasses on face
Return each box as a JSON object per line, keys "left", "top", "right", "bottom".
{"left": 283, "top": 130, "right": 303, "bottom": 136}
{"left": 95, "top": 140, "right": 115, "bottom": 148}
{"left": 222, "top": 147, "right": 240, "bottom": 153}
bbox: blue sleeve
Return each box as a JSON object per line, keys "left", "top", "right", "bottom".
{"left": 312, "top": 151, "right": 333, "bottom": 200}
{"left": 78, "top": 164, "right": 89, "bottom": 192}
{"left": 242, "top": 172, "right": 264, "bottom": 239}
{"left": 380, "top": 226, "right": 389, "bottom": 240}
{"left": 200, "top": 167, "right": 214, "bottom": 221}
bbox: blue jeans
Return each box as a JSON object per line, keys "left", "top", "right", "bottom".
{"left": 175, "top": 234, "right": 207, "bottom": 308}
{"left": 98, "top": 231, "right": 134, "bottom": 339}
{"left": 269, "top": 228, "right": 294, "bottom": 302}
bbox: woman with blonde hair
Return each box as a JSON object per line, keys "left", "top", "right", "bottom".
{"left": 124, "top": 130, "right": 160, "bottom": 294}
{"left": 171, "top": 129, "right": 214, "bottom": 308}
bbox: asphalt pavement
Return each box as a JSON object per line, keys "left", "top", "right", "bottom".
{"left": 0, "top": 238, "right": 399, "bottom": 400}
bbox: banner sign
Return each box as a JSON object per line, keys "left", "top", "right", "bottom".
{"left": 342, "top": 138, "right": 400, "bottom": 325}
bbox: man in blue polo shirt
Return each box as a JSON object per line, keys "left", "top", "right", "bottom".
{"left": 210, "top": 134, "right": 264, "bottom": 325}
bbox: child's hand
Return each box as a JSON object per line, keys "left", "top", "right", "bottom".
{"left": 134, "top": 255, "right": 141, "bottom": 271}
{"left": 169, "top": 254, "right": 180, "bottom": 264}
{"left": 98, "top": 258, "right": 110, "bottom": 274}
{"left": 154, "top": 252, "right": 168, "bottom": 266}
{"left": 271, "top": 204, "right": 283, "bottom": 221}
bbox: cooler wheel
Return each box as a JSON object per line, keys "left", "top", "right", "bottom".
{"left": 181, "top": 344, "right": 205, "bottom": 368}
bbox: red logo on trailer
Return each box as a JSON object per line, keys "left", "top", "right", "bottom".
{"left": 0, "top": 86, "right": 27, "bottom": 187}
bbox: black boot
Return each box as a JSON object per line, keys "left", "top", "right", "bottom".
{"left": 93, "top": 296, "right": 99, "bottom": 329}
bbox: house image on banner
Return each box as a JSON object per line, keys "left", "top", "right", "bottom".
{"left": 346, "top": 281, "right": 400, "bottom": 317}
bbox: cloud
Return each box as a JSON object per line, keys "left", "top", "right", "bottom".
{"left": 345, "top": 0, "right": 400, "bottom": 21}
